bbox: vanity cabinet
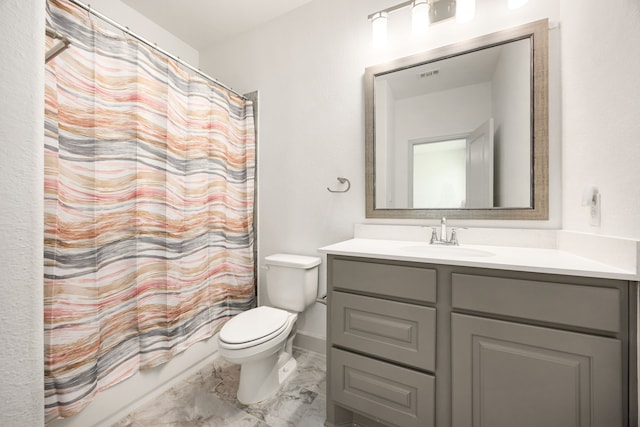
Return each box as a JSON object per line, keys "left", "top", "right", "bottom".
{"left": 450, "top": 272, "right": 625, "bottom": 427}
{"left": 325, "top": 255, "right": 634, "bottom": 427}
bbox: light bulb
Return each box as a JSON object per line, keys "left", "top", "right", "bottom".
{"left": 508, "top": 0, "right": 528, "bottom": 9}
{"left": 412, "top": 0, "right": 430, "bottom": 37}
{"left": 371, "top": 11, "right": 388, "bottom": 48}
{"left": 456, "top": 0, "right": 476, "bottom": 23}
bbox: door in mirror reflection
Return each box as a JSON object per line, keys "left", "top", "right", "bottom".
{"left": 410, "top": 119, "right": 494, "bottom": 209}
{"left": 411, "top": 138, "right": 467, "bottom": 209}
{"left": 466, "top": 118, "right": 494, "bottom": 208}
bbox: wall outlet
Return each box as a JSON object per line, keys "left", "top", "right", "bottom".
{"left": 582, "top": 186, "right": 601, "bottom": 227}
{"left": 589, "top": 192, "right": 601, "bottom": 226}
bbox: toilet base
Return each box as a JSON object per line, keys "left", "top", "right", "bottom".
{"left": 236, "top": 352, "right": 279, "bottom": 405}
{"left": 278, "top": 352, "right": 297, "bottom": 384}
{"left": 236, "top": 350, "right": 297, "bottom": 405}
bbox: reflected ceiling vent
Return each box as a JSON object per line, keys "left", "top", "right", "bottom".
{"left": 419, "top": 69, "right": 440, "bottom": 78}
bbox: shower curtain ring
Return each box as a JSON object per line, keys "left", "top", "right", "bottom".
{"left": 86, "top": 4, "right": 94, "bottom": 27}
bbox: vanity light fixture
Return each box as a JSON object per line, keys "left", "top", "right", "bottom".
{"left": 368, "top": 0, "right": 526, "bottom": 47}
{"left": 412, "top": 0, "right": 430, "bottom": 36}
{"left": 371, "top": 11, "right": 388, "bottom": 48}
{"left": 368, "top": 0, "right": 464, "bottom": 47}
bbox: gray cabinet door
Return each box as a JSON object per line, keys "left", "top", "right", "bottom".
{"left": 452, "top": 314, "right": 622, "bottom": 427}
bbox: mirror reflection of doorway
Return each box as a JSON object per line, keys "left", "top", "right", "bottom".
{"left": 465, "top": 118, "right": 494, "bottom": 208}
{"left": 410, "top": 119, "right": 494, "bottom": 209}
{"left": 410, "top": 137, "right": 467, "bottom": 209}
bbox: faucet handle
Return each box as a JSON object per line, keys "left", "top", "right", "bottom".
{"left": 429, "top": 227, "right": 438, "bottom": 244}
{"left": 448, "top": 227, "right": 468, "bottom": 245}
{"left": 450, "top": 228, "right": 459, "bottom": 245}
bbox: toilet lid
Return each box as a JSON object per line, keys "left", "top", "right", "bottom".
{"left": 219, "top": 306, "right": 289, "bottom": 345}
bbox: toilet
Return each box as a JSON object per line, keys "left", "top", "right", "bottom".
{"left": 217, "top": 253, "right": 321, "bottom": 404}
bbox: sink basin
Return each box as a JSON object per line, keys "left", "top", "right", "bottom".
{"left": 400, "top": 245, "right": 495, "bottom": 258}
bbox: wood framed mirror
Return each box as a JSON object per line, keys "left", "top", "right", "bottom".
{"left": 365, "top": 19, "right": 549, "bottom": 220}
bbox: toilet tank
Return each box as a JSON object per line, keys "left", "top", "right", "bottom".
{"left": 264, "top": 254, "right": 321, "bottom": 312}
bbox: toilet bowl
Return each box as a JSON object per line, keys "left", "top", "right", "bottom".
{"left": 217, "top": 254, "right": 321, "bottom": 404}
{"left": 218, "top": 306, "right": 298, "bottom": 404}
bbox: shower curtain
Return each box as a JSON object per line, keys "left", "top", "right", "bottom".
{"left": 43, "top": 0, "right": 256, "bottom": 421}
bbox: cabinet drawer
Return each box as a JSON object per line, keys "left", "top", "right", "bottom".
{"left": 331, "top": 258, "right": 436, "bottom": 303}
{"left": 331, "top": 348, "right": 435, "bottom": 427}
{"left": 331, "top": 291, "right": 436, "bottom": 371}
{"left": 451, "top": 273, "right": 621, "bottom": 333}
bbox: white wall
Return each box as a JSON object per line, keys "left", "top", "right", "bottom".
{"left": 560, "top": 0, "right": 640, "bottom": 238}
{"left": 0, "top": 1, "right": 46, "bottom": 426}
{"left": 0, "top": 1, "right": 206, "bottom": 425}
{"left": 199, "top": 0, "right": 562, "bottom": 340}
{"left": 84, "top": 0, "right": 199, "bottom": 66}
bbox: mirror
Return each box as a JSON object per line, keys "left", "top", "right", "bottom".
{"left": 365, "top": 19, "right": 549, "bottom": 220}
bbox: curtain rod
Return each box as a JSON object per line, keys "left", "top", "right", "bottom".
{"left": 46, "top": 26, "right": 71, "bottom": 63}
{"left": 64, "top": 0, "right": 248, "bottom": 101}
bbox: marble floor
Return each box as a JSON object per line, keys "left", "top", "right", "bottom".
{"left": 112, "top": 348, "right": 327, "bottom": 427}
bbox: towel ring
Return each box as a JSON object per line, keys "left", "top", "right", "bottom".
{"left": 327, "top": 177, "right": 351, "bottom": 193}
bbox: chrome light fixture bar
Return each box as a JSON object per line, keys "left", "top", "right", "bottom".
{"left": 368, "top": 0, "right": 458, "bottom": 47}
{"left": 369, "top": 0, "right": 530, "bottom": 47}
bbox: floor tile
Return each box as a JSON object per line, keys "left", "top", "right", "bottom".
{"left": 112, "top": 348, "right": 326, "bottom": 427}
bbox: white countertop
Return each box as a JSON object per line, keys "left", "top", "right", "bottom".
{"left": 319, "top": 238, "right": 639, "bottom": 281}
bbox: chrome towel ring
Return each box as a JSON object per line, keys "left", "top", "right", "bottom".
{"left": 327, "top": 177, "right": 351, "bottom": 193}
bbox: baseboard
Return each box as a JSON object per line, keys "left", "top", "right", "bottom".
{"left": 294, "top": 331, "right": 326, "bottom": 355}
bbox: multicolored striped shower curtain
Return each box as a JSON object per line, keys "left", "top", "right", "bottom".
{"left": 43, "top": 0, "right": 255, "bottom": 421}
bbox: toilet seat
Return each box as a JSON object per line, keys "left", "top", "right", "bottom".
{"left": 219, "top": 306, "right": 292, "bottom": 350}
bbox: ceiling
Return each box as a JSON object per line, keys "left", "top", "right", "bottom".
{"left": 378, "top": 41, "right": 515, "bottom": 100}
{"left": 122, "top": 0, "right": 312, "bottom": 50}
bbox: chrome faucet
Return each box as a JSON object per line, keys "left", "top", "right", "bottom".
{"left": 429, "top": 217, "right": 460, "bottom": 246}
